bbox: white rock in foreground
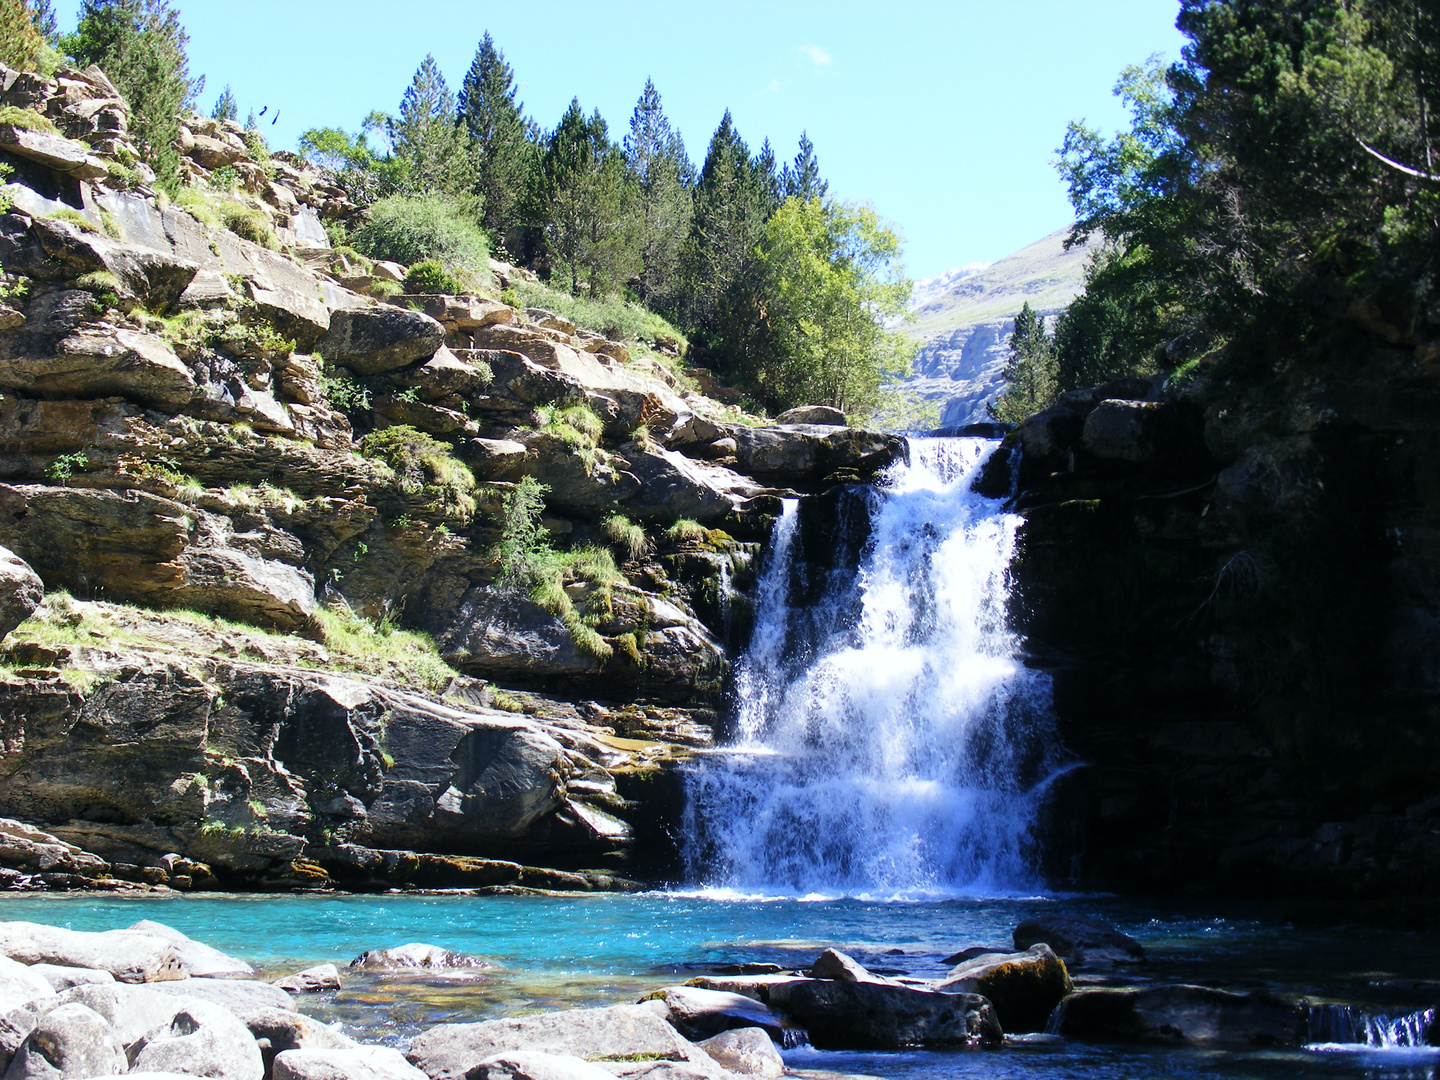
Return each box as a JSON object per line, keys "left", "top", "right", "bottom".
{"left": 0, "top": 922, "right": 185, "bottom": 983}
{"left": 127, "top": 920, "right": 255, "bottom": 977}
{"left": 273, "top": 1046, "right": 428, "bottom": 1080}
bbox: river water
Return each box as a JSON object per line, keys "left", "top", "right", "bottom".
{"left": 5, "top": 438, "right": 1437, "bottom": 1078}
{"left": 1, "top": 890, "right": 1439, "bottom": 1079}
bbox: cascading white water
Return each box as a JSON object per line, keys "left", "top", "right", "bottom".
{"left": 682, "top": 437, "right": 1058, "bottom": 897}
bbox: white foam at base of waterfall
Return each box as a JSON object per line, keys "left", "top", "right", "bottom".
{"left": 682, "top": 437, "right": 1059, "bottom": 899}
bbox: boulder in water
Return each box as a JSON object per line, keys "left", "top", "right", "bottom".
{"left": 1052, "top": 985, "right": 1307, "bottom": 1047}
{"left": 809, "top": 948, "right": 881, "bottom": 983}
{"left": 271, "top": 964, "right": 342, "bottom": 993}
{"left": 1012, "top": 915, "right": 1144, "bottom": 970}
{"left": 243, "top": 1007, "right": 357, "bottom": 1074}
{"left": 937, "top": 943, "right": 1073, "bottom": 1033}
{"left": 696, "top": 1027, "right": 785, "bottom": 1077}
{"left": 640, "top": 986, "right": 785, "bottom": 1041}
{"left": 349, "top": 944, "right": 490, "bottom": 971}
{"left": 783, "top": 979, "right": 1002, "bottom": 1049}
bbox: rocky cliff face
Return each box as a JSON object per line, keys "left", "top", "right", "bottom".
{"left": 0, "top": 62, "right": 905, "bottom": 893}
{"left": 1010, "top": 338, "right": 1440, "bottom": 919}
{"left": 902, "top": 230, "right": 1089, "bottom": 427}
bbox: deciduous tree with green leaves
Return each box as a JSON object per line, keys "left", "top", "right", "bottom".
{"left": 745, "top": 196, "right": 913, "bottom": 414}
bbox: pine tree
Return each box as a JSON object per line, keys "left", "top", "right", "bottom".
{"left": 389, "top": 55, "right": 475, "bottom": 198}
{"left": 536, "top": 99, "right": 641, "bottom": 296}
{"left": 65, "top": 0, "right": 201, "bottom": 194}
{"left": 624, "top": 79, "right": 693, "bottom": 308}
{"left": 681, "top": 110, "right": 771, "bottom": 357}
{"left": 458, "top": 32, "right": 534, "bottom": 237}
{"left": 990, "top": 302, "right": 1058, "bottom": 423}
{"left": 754, "top": 137, "right": 783, "bottom": 215}
{"left": 26, "top": 0, "right": 56, "bottom": 44}
{"left": 782, "top": 132, "right": 828, "bottom": 201}
{"left": 211, "top": 84, "right": 237, "bottom": 123}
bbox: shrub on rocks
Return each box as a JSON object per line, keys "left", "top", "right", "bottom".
{"left": 352, "top": 195, "right": 489, "bottom": 282}
{"left": 405, "top": 260, "right": 464, "bottom": 295}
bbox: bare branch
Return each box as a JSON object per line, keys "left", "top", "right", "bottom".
{"left": 1357, "top": 136, "right": 1440, "bottom": 182}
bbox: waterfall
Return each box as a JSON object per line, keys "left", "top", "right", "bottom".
{"left": 682, "top": 437, "right": 1058, "bottom": 897}
{"left": 1307, "top": 1004, "right": 1438, "bottom": 1049}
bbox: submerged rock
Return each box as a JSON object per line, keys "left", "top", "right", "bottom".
{"left": 1012, "top": 916, "right": 1144, "bottom": 971}
{"left": 1052, "top": 984, "right": 1307, "bottom": 1047}
{"left": 937, "top": 943, "right": 1072, "bottom": 1033}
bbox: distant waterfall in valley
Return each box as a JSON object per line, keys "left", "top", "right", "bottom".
{"left": 682, "top": 437, "right": 1059, "bottom": 897}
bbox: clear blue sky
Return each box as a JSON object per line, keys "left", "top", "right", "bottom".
{"left": 58, "top": 1, "right": 1186, "bottom": 278}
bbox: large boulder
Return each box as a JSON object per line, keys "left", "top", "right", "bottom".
{"left": 319, "top": 307, "right": 444, "bottom": 375}
{"left": 0, "top": 955, "right": 56, "bottom": 1014}
{"left": 5, "top": 1002, "right": 126, "bottom": 1079}
{"left": 0, "top": 923, "right": 186, "bottom": 983}
{"left": 642, "top": 986, "right": 784, "bottom": 1041}
{"left": 774, "top": 405, "right": 846, "bottom": 426}
{"left": 809, "top": 949, "right": 878, "bottom": 983}
{"left": 936, "top": 943, "right": 1072, "bottom": 1033}
{"left": 1012, "top": 915, "right": 1144, "bottom": 971}
{"left": 58, "top": 984, "right": 202, "bottom": 1047}
{"left": 128, "top": 998, "right": 264, "bottom": 1080}
{"left": 1080, "top": 399, "right": 1165, "bottom": 462}
{"left": 782, "top": 979, "right": 1001, "bottom": 1049}
{"left": 29, "top": 217, "right": 200, "bottom": 310}
{"left": 464, "top": 1053, "right": 614, "bottom": 1080}
{"left": 0, "top": 546, "right": 42, "bottom": 641}
{"left": 146, "top": 978, "right": 295, "bottom": 1021}
{"left": 696, "top": 1028, "right": 784, "bottom": 1078}
{"left": 1051, "top": 985, "right": 1307, "bottom": 1048}
{"left": 0, "top": 485, "right": 317, "bottom": 632}
{"left": 0, "top": 327, "right": 198, "bottom": 408}
{"left": 125, "top": 921, "right": 254, "bottom": 978}
{"left": 273, "top": 1047, "right": 427, "bottom": 1080}
{"left": 732, "top": 425, "right": 903, "bottom": 484}
{"left": 406, "top": 1005, "right": 718, "bottom": 1080}
{"left": 26, "top": 966, "right": 112, "bottom": 992}
{"left": 434, "top": 586, "right": 598, "bottom": 679}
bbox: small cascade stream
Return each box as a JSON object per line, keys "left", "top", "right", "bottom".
{"left": 683, "top": 437, "right": 1060, "bottom": 896}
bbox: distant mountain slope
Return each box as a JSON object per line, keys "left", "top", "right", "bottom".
{"left": 902, "top": 228, "right": 1090, "bottom": 426}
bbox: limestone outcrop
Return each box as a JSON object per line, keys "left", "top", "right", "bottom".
{"left": 0, "top": 61, "right": 908, "bottom": 891}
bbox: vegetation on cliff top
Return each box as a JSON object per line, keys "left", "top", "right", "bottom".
{"left": 995, "top": 0, "right": 1439, "bottom": 414}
